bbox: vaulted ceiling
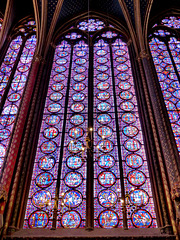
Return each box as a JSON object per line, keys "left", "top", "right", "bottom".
{"left": 0, "top": 0, "right": 179, "bottom": 33}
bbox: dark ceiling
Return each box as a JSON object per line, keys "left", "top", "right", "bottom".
{"left": 0, "top": 0, "right": 179, "bottom": 32}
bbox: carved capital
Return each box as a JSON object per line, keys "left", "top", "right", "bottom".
{"left": 171, "top": 180, "right": 180, "bottom": 201}
{"left": 138, "top": 49, "right": 150, "bottom": 60}
{"left": 0, "top": 184, "right": 8, "bottom": 202}
{"left": 126, "top": 39, "right": 132, "bottom": 46}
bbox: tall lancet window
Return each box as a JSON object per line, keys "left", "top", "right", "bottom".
{"left": 24, "top": 18, "right": 157, "bottom": 229}
{"left": 149, "top": 16, "right": 180, "bottom": 152}
{"left": 0, "top": 19, "right": 36, "bottom": 173}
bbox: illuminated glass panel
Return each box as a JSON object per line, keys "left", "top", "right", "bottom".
{"left": 0, "top": 18, "right": 3, "bottom": 31}
{"left": 149, "top": 37, "right": 180, "bottom": 151}
{"left": 57, "top": 41, "right": 88, "bottom": 228}
{"left": 112, "top": 38, "right": 157, "bottom": 228}
{"left": 149, "top": 16, "right": 180, "bottom": 153}
{"left": 0, "top": 36, "right": 23, "bottom": 101}
{"left": 24, "top": 41, "right": 70, "bottom": 228}
{"left": 77, "top": 19, "right": 105, "bottom": 32}
{"left": 0, "top": 35, "right": 36, "bottom": 173}
{"left": 161, "top": 16, "right": 180, "bottom": 29}
{"left": 94, "top": 39, "right": 122, "bottom": 228}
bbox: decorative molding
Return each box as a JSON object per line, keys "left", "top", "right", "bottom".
{"left": 0, "top": 184, "right": 8, "bottom": 202}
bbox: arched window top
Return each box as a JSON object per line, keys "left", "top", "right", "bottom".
{"left": 77, "top": 18, "right": 106, "bottom": 32}
{"left": 152, "top": 16, "right": 180, "bottom": 29}
{"left": 160, "top": 16, "right": 180, "bottom": 29}
{"left": 12, "top": 18, "right": 36, "bottom": 37}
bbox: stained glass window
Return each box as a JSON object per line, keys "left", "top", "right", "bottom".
{"left": 0, "top": 18, "right": 3, "bottom": 31}
{"left": 149, "top": 16, "right": 180, "bottom": 152}
{"left": 25, "top": 18, "right": 157, "bottom": 229}
{"left": 0, "top": 20, "right": 36, "bottom": 173}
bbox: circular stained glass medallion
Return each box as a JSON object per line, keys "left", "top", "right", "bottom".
{"left": 97, "top": 73, "right": 109, "bottom": 81}
{"left": 8, "top": 93, "right": 21, "bottom": 102}
{"left": 71, "top": 103, "right": 84, "bottom": 112}
{"left": 116, "top": 57, "right": 126, "bottom": 63}
{"left": 96, "top": 65, "right": 108, "bottom": 72}
{"left": 53, "top": 74, "right": 65, "bottom": 82}
{"left": 40, "top": 141, "right": 56, "bottom": 154}
{"left": 49, "top": 92, "right": 63, "bottom": 102}
{"left": 97, "top": 57, "right": 108, "bottom": 64}
{"left": 72, "top": 93, "right": 85, "bottom": 101}
{"left": 74, "top": 74, "right": 86, "bottom": 82}
{"left": 55, "top": 66, "right": 66, "bottom": 73}
{"left": 96, "top": 49, "right": 107, "bottom": 56}
{"left": 97, "top": 113, "right": 111, "bottom": 125}
{"left": 117, "top": 73, "right": 129, "bottom": 81}
{"left": 2, "top": 105, "right": 18, "bottom": 115}
{"left": 11, "top": 43, "right": 21, "bottom": 50}
{"left": 66, "top": 156, "right": 83, "bottom": 170}
{"left": 98, "top": 189, "right": 117, "bottom": 208}
{"left": 0, "top": 129, "right": 10, "bottom": 140}
{"left": 124, "top": 139, "right": 141, "bottom": 152}
{"left": 56, "top": 58, "right": 67, "bottom": 65}
{"left": 73, "top": 83, "right": 86, "bottom": 91}
{"left": 11, "top": 82, "right": 25, "bottom": 91}
{"left": 75, "top": 58, "right": 87, "bottom": 65}
{"left": 57, "top": 51, "right": 68, "bottom": 57}
{"left": 120, "top": 101, "right": 134, "bottom": 111}
{"left": 98, "top": 154, "right": 115, "bottom": 169}
{"left": 68, "top": 141, "right": 83, "bottom": 154}
{"left": 64, "top": 172, "right": 83, "bottom": 188}
{"left": 1, "top": 66, "right": 11, "bottom": 73}
{"left": 43, "top": 127, "right": 59, "bottom": 139}
{"left": 35, "top": 172, "right": 53, "bottom": 188}
{"left": 117, "top": 64, "right": 128, "bottom": 72}
{"left": 61, "top": 210, "right": 81, "bottom": 228}
{"left": 45, "top": 115, "right": 60, "bottom": 125}
{"left": 98, "top": 126, "right": 112, "bottom": 138}
{"left": 127, "top": 170, "right": 146, "bottom": 186}
{"left": 122, "top": 113, "right": 136, "bottom": 124}
{"left": 14, "top": 74, "right": 26, "bottom": 82}
{"left": 98, "top": 171, "right": 116, "bottom": 187}
{"left": 63, "top": 190, "right": 82, "bottom": 208}
{"left": 132, "top": 209, "right": 152, "bottom": 228}
{"left": 0, "top": 144, "right": 6, "bottom": 157}
{"left": 69, "top": 127, "right": 84, "bottom": 139}
{"left": 47, "top": 103, "right": 61, "bottom": 113}
{"left": 51, "top": 83, "right": 64, "bottom": 91}
{"left": 76, "top": 50, "right": 86, "bottom": 57}
{"left": 99, "top": 210, "right": 118, "bottom": 228}
{"left": 32, "top": 190, "right": 51, "bottom": 208}
{"left": 173, "top": 90, "right": 180, "bottom": 99}
{"left": 38, "top": 156, "right": 55, "bottom": 171}
{"left": 74, "top": 66, "right": 86, "bottom": 73}
{"left": 97, "top": 82, "right": 110, "bottom": 91}
{"left": 26, "top": 43, "right": 36, "bottom": 49}
{"left": 0, "top": 116, "right": 15, "bottom": 126}
{"left": 129, "top": 189, "right": 149, "bottom": 207}
{"left": 115, "top": 49, "right": 126, "bottom": 56}
{"left": 18, "top": 65, "right": 29, "bottom": 72}
{"left": 120, "top": 91, "right": 133, "bottom": 100}
{"left": 125, "top": 154, "right": 143, "bottom": 168}
{"left": 123, "top": 125, "right": 139, "bottom": 137}
{"left": 98, "top": 140, "right": 113, "bottom": 153}
{"left": 70, "top": 114, "right": 84, "bottom": 125}
{"left": 0, "top": 83, "right": 6, "bottom": 92}
{"left": 118, "top": 82, "right": 131, "bottom": 90}
{"left": 96, "top": 91, "right": 110, "bottom": 101}
{"left": 28, "top": 210, "right": 48, "bottom": 228}
{"left": 97, "top": 102, "right": 111, "bottom": 112}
